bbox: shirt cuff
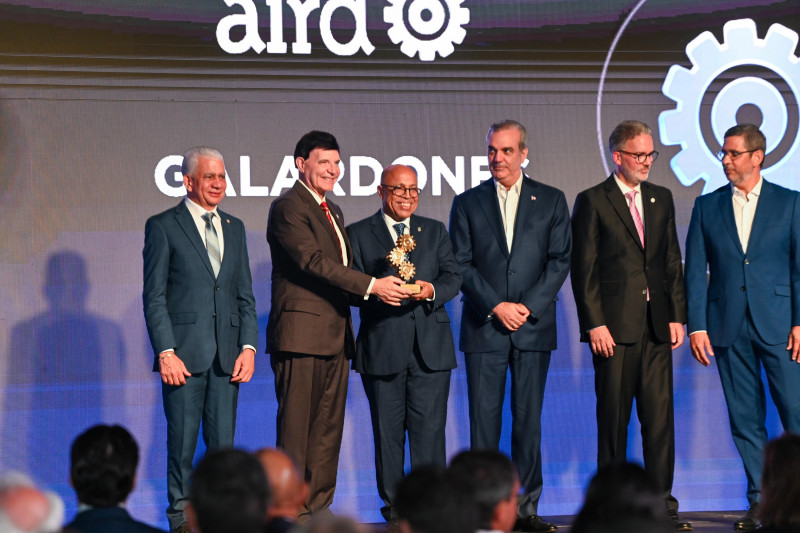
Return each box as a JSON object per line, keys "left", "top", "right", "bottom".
{"left": 364, "top": 277, "right": 376, "bottom": 300}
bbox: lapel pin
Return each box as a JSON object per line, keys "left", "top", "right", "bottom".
{"left": 226, "top": 219, "right": 230, "bottom": 223}
{"left": 531, "top": 195, "right": 537, "bottom": 201}
{"left": 650, "top": 198, "right": 655, "bottom": 203}
{"left": 417, "top": 226, "right": 422, "bottom": 232}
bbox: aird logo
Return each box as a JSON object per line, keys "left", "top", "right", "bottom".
{"left": 216, "top": 0, "right": 469, "bottom": 61}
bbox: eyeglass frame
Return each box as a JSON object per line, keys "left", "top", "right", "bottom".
{"left": 615, "top": 149, "right": 659, "bottom": 164}
{"left": 380, "top": 185, "right": 422, "bottom": 198}
{"left": 716, "top": 149, "right": 759, "bottom": 161}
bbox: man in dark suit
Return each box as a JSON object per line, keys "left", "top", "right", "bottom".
{"left": 570, "top": 120, "right": 689, "bottom": 530}
{"left": 143, "top": 146, "right": 258, "bottom": 533}
{"left": 65, "top": 425, "right": 167, "bottom": 533}
{"left": 266, "top": 131, "right": 410, "bottom": 523}
{"left": 449, "top": 119, "right": 571, "bottom": 533}
{"left": 347, "top": 164, "right": 462, "bottom": 522}
{"left": 685, "top": 123, "right": 800, "bottom": 531}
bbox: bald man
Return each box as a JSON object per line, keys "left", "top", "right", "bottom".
{"left": 256, "top": 448, "right": 308, "bottom": 533}
{"left": 0, "top": 472, "right": 64, "bottom": 533}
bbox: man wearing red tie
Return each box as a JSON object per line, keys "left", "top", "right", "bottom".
{"left": 570, "top": 120, "right": 690, "bottom": 531}
{"left": 266, "top": 131, "right": 409, "bottom": 524}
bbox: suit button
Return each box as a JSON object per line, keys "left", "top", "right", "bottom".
{"left": 212, "top": 313, "right": 217, "bottom": 318}
{"left": 744, "top": 259, "right": 750, "bottom": 265}
{"left": 740, "top": 286, "right": 746, "bottom": 291}
{"left": 215, "top": 286, "right": 220, "bottom": 290}
{"left": 409, "top": 315, "right": 415, "bottom": 320}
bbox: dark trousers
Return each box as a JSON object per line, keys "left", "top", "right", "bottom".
{"left": 715, "top": 310, "right": 800, "bottom": 504}
{"left": 361, "top": 342, "right": 451, "bottom": 521}
{"left": 271, "top": 350, "right": 349, "bottom": 522}
{"left": 593, "top": 308, "right": 677, "bottom": 511}
{"left": 464, "top": 346, "right": 551, "bottom": 517}
{"left": 163, "top": 356, "right": 239, "bottom": 530}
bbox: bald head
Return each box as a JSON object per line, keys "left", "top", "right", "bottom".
{"left": 255, "top": 448, "right": 307, "bottom": 520}
{"left": 0, "top": 486, "right": 52, "bottom": 532}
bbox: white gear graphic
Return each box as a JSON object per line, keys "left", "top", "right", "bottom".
{"left": 658, "top": 18, "right": 800, "bottom": 193}
{"left": 384, "top": 0, "right": 470, "bottom": 62}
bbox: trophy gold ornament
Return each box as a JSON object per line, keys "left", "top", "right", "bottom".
{"left": 387, "top": 234, "right": 421, "bottom": 294}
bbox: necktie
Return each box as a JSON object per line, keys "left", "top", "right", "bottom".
{"left": 320, "top": 201, "right": 343, "bottom": 262}
{"left": 202, "top": 212, "right": 221, "bottom": 277}
{"left": 625, "top": 190, "right": 645, "bottom": 248}
{"left": 393, "top": 222, "right": 406, "bottom": 240}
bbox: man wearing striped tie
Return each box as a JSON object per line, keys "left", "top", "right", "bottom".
{"left": 143, "top": 146, "right": 258, "bottom": 533}
{"left": 570, "top": 121, "right": 689, "bottom": 531}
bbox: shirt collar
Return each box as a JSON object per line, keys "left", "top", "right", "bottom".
{"left": 184, "top": 197, "right": 218, "bottom": 218}
{"left": 298, "top": 178, "right": 325, "bottom": 205}
{"left": 731, "top": 175, "right": 763, "bottom": 199}
{"left": 383, "top": 211, "right": 410, "bottom": 232}
{"left": 495, "top": 172, "right": 524, "bottom": 195}
{"left": 613, "top": 173, "right": 641, "bottom": 196}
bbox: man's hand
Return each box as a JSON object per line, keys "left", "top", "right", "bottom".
{"left": 689, "top": 332, "right": 714, "bottom": 366}
{"left": 669, "top": 322, "right": 685, "bottom": 349}
{"left": 231, "top": 348, "right": 256, "bottom": 383}
{"left": 589, "top": 326, "right": 616, "bottom": 358}
{"left": 786, "top": 326, "right": 800, "bottom": 362}
{"left": 409, "top": 280, "right": 434, "bottom": 301}
{"left": 492, "top": 302, "right": 530, "bottom": 331}
{"left": 159, "top": 352, "right": 192, "bottom": 386}
{"left": 371, "top": 276, "right": 412, "bottom": 306}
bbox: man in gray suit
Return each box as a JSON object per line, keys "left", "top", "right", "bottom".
{"left": 347, "top": 164, "right": 462, "bottom": 522}
{"left": 143, "top": 146, "right": 258, "bottom": 533}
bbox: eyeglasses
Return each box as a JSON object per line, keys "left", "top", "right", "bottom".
{"left": 716, "top": 149, "right": 757, "bottom": 161}
{"left": 382, "top": 185, "right": 421, "bottom": 198}
{"left": 616, "top": 150, "right": 659, "bottom": 163}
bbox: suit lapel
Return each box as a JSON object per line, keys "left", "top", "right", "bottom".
{"left": 174, "top": 201, "right": 216, "bottom": 278}
{"left": 293, "top": 181, "right": 343, "bottom": 259}
{"left": 747, "top": 179, "right": 772, "bottom": 255}
{"left": 217, "top": 209, "right": 235, "bottom": 278}
{"left": 717, "top": 186, "right": 744, "bottom": 256}
{"left": 605, "top": 176, "right": 644, "bottom": 252}
{"left": 369, "top": 210, "right": 396, "bottom": 251}
{"left": 509, "top": 177, "right": 536, "bottom": 256}
{"left": 476, "top": 178, "right": 510, "bottom": 259}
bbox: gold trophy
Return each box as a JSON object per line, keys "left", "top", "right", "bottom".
{"left": 387, "top": 234, "right": 421, "bottom": 294}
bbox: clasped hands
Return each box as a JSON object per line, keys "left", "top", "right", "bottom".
{"left": 159, "top": 347, "right": 256, "bottom": 386}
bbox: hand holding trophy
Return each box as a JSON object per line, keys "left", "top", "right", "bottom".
{"left": 387, "top": 234, "right": 421, "bottom": 294}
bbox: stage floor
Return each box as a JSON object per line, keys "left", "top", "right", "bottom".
{"left": 367, "top": 511, "right": 749, "bottom": 533}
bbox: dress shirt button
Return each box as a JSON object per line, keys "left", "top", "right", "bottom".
{"left": 740, "top": 286, "right": 746, "bottom": 291}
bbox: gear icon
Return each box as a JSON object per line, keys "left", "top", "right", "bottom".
{"left": 384, "top": 0, "right": 469, "bottom": 62}
{"left": 658, "top": 18, "right": 800, "bottom": 193}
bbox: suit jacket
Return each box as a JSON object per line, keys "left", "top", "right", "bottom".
{"left": 571, "top": 176, "right": 686, "bottom": 344}
{"left": 143, "top": 200, "right": 258, "bottom": 373}
{"left": 267, "top": 181, "right": 372, "bottom": 357}
{"left": 449, "top": 176, "right": 572, "bottom": 353}
{"left": 347, "top": 211, "right": 462, "bottom": 375}
{"left": 66, "top": 507, "right": 167, "bottom": 533}
{"left": 685, "top": 179, "right": 800, "bottom": 347}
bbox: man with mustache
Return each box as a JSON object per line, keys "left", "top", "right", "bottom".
{"left": 685, "top": 123, "right": 800, "bottom": 531}
{"left": 449, "top": 119, "right": 571, "bottom": 533}
{"left": 570, "top": 120, "right": 689, "bottom": 530}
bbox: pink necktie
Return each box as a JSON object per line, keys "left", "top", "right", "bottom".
{"left": 625, "top": 190, "right": 645, "bottom": 248}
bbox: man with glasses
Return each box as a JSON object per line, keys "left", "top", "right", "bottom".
{"left": 685, "top": 123, "right": 800, "bottom": 531}
{"left": 346, "top": 164, "right": 462, "bottom": 524}
{"left": 449, "top": 120, "right": 571, "bottom": 533}
{"left": 571, "top": 120, "right": 690, "bottom": 530}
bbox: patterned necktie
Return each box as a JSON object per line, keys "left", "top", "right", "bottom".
{"left": 202, "top": 212, "right": 221, "bottom": 277}
{"left": 393, "top": 222, "right": 406, "bottom": 240}
{"left": 625, "top": 190, "right": 645, "bottom": 248}
{"left": 320, "top": 201, "right": 343, "bottom": 262}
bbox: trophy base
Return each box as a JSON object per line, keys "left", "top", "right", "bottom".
{"left": 402, "top": 283, "right": 421, "bottom": 294}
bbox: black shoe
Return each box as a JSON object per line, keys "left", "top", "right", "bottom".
{"left": 734, "top": 504, "right": 760, "bottom": 531}
{"left": 513, "top": 515, "right": 558, "bottom": 533}
{"left": 171, "top": 524, "right": 193, "bottom": 533}
{"left": 668, "top": 510, "right": 692, "bottom": 531}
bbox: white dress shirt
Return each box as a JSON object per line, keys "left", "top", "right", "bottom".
{"left": 185, "top": 197, "right": 224, "bottom": 260}
{"left": 495, "top": 172, "right": 523, "bottom": 252}
{"left": 732, "top": 176, "right": 762, "bottom": 254}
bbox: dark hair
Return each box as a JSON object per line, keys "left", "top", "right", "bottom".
{"left": 395, "top": 466, "right": 477, "bottom": 533}
{"left": 70, "top": 425, "right": 138, "bottom": 507}
{"left": 572, "top": 462, "right": 671, "bottom": 533}
{"left": 448, "top": 450, "right": 517, "bottom": 530}
{"left": 487, "top": 120, "right": 528, "bottom": 150}
{"left": 294, "top": 131, "right": 340, "bottom": 165}
{"left": 724, "top": 123, "right": 767, "bottom": 167}
{"left": 190, "top": 449, "right": 269, "bottom": 533}
{"left": 759, "top": 432, "right": 800, "bottom": 527}
{"left": 608, "top": 120, "right": 652, "bottom": 153}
